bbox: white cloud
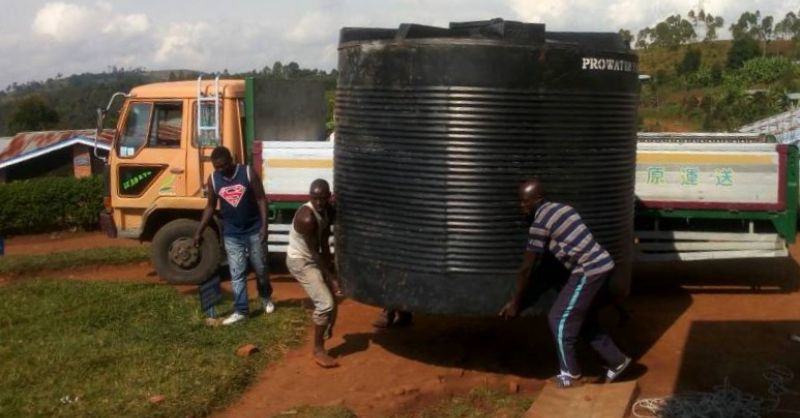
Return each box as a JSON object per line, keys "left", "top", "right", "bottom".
{"left": 32, "top": 1, "right": 149, "bottom": 42}
{"left": 509, "top": 0, "right": 568, "bottom": 24}
{"left": 32, "top": 2, "right": 92, "bottom": 41}
{"left": 606, "top": 0, "right": 648, "bottom": 29}
{"left": 103, "top": 14, "right": 150, "bottom": 36}
{"left": 287, "top": 11, "right": 334, "bottom": 44}
{"left": 154, "top": 22, "right": 211, "bottom": 64}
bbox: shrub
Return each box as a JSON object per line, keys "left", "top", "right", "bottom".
{"left": 726, "top": 37, "right": 762, "bottom": 69}
{"left": 676, "top": 48, "right": 702, "bottom": 75}
{"left": 701, "top": 85, "right": 788, "bottom": 130}
{"left": 734, "top": 56, "right": 797, "bottom": 85}
{"left": 0, "top": 175, "right": 103, "bottom": 236}
{"left": 685, "top": 66, "right": 715, "bottom": 87}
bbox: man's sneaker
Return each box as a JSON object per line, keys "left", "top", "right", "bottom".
{"left": 554, "top": 372, "right": 584, "bottom": 389}
{"left": 263, "top": 299, "right": 275, "bottom": 314}
{"left": 606, "top": 356, "right": 632, "bottom": 383}
{"left": 222, "top": 312, "right": 247, "bottom": 325}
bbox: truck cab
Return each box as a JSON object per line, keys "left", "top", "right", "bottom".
{"left": 99, "top": 77, "right": 330, "bottom": 284}
{"left": 101, "top": 79, "right": 246, "bottom": 283}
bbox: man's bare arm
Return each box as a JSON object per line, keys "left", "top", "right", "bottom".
{"left": 499, "top": 252, "right": 538, "bottom": 318}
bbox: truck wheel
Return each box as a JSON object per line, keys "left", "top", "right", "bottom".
{"left": 151, "top": 219, "right": 221, "bottom": 285}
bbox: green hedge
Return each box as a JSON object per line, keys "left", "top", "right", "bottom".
{"left": 0, "top": 175, "right": 103, "bottom": 236}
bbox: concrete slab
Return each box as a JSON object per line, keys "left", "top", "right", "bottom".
{"left": 525, "top": 380, "right": 638, "bottom": 418}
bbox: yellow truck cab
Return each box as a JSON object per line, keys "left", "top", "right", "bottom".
{"left": 98, "top": 77, "right": 331, "bottom": 284}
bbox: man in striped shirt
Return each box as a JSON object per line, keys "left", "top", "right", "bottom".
{"left": 500, "top": 178, "right": 631, "bottom": 388}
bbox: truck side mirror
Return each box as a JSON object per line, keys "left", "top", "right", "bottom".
{"left": 94, "top": 107, "right": 108, "bottom": 163}
{"left": 95, "top": 91, "right": 129, "bottom": 163}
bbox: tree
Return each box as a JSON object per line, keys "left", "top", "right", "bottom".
{"left": 703, "top": 14, "right": 724, "bottom": 41}
{"left": 760, "top": 15, "right": 775, "bottom": 42}
{"left": 636, "top": 27, "right": 653, "bottom": 49}
{"left": 688, "top": 8, "right": 725, "bottom": 42}
{"left": 760, "top": 15, "right": 775, "bottom": 54}
{"left": 643, "top": 14, "right": 696, "bottom": 49}
{"left": 676, "top": 48, "right": 702, "bottom": 75}
{"left": 775, "top": 11, "right": 800, "bottom": 40}
{"left": 726, "top": 36, "right": 762, "bottom": 69}
{"left": 730, "top": 11, "right": 761, "bottom": 39}
{"left": 618, "top": 29, "right": 633, "bottom": 47}
{"left": 6, "top": 95, "right": 59, "bottom": 133}
{"left": 285, "top": 62, "right": 301, "bottom": 79}
{"left": 687, "top": 9, "right": 701, "bottom": 27}
{"left": 730, "top": 10, "right": 775, "bottom": 56}
{"left": 271, "top": 61, "right": 285, "bottom": 79}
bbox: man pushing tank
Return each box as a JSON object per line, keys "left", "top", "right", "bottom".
{"left": 286, "top": 179, "right": 340, "bottom": 368}
{"left": 500, "top": 178, "right": 631, "bottom": 388}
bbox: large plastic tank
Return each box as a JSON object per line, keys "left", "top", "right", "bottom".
{"left": 334, "top": 19, "right": 638, "bottom": 315}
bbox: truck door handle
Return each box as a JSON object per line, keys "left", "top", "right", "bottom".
{"left": 170, "top": 167, "right": 184, "bottom": 174}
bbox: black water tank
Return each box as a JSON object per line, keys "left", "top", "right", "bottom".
{"left": 335, "top": 19, "right": 638, "bottom": 316}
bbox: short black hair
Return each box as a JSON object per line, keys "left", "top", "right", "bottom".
{"left": 309, "top": 178, "right": 330, "bottom": 194}
{"left": 211, "top": 146, "right": 232, "bottom": 162}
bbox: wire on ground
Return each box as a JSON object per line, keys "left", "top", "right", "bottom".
{"left": 631, "top": 366, "right": 800, "bottom": 417}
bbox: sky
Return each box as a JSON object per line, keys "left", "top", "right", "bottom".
{"left": 0, "top": 0, "right": 798, "bottom": 89}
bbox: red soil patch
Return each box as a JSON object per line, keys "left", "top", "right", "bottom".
{"left": 3, "top": 231, "right": 141, "bottom": 256}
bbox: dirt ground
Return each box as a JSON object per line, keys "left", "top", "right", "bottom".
{"left": 3, "top": 231, "right": 141, "bottom": 255}
{"left": 6, "top": 233, "right": 800, "bottom": 417}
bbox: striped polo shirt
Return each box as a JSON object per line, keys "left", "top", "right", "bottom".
{"left": 527, "top": 201, "right": 615, "bottom": 277}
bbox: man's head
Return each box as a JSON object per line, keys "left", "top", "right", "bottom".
{"left": 519, "top": 177, "right": 545, "bottom": 215}
{"left": 309, "top": 179, "right": 332, "bottom": 212}
{"left": 210, "top": 146, "right": 235, "bottom": 176}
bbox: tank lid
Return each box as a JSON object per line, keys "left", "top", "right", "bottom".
{"left": 340, "top": 18, "right": 546, "bottom": 45}
{"left": 546, "top": 32, "right": 630, "bottom": 51}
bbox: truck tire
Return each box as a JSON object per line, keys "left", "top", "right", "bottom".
{"left": 151, "top": 219, "right": 221, "bottom": 285}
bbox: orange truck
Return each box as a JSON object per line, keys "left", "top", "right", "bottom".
{"left": 96, "top": 77, "right": 332, "bottom": 284}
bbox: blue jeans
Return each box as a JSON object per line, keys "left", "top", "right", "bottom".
{"left": 223, "top": 233, "right": 272, "bottom": 315}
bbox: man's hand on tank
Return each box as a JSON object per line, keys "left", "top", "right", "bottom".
{"left": 499, "top": 300, "right": 520, "bottom": 319}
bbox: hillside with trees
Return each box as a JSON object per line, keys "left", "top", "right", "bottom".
{"left": 630, "top": 7, "right": 800, "bottom": 132}
{"left": 1, "top": 7, "right": 799, "bottom": 137}
{"left": 0, "top": 63, "right": 337, "bottom": 136}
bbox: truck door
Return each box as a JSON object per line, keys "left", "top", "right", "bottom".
{"left": 111, "top": 100, "right": 187, "bottom": 235}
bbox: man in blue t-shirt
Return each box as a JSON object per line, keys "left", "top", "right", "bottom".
{"left": 500, "top": 178, "right": 631, "bottom": 388}
{"left": 194, "top": 146, "right": 273, "bottom": 325}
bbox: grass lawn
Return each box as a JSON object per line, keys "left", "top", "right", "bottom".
{"left": 275, "top": 388, "right": 534, "bottom": 418}
{"left": 0, "top": 247, "right": 150, "bottom": 276}
{"left": 0, "top": 279, "right": 306, "bottom": 417}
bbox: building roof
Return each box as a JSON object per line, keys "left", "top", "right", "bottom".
{"left": 739, "top": 107, "right": 800, "bottom": 139}
{"left": 128, "top": 79, "right": 245, "bottom": 99}
{"left": 0, "top": 129, "right": 114, "bottom": 170}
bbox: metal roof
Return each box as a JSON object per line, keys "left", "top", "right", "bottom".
{"left": 739, "top": 107, "right": 800, "bottom": 144}
{"left": 0, "top": 129, "right": 114, "bottom": 170}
